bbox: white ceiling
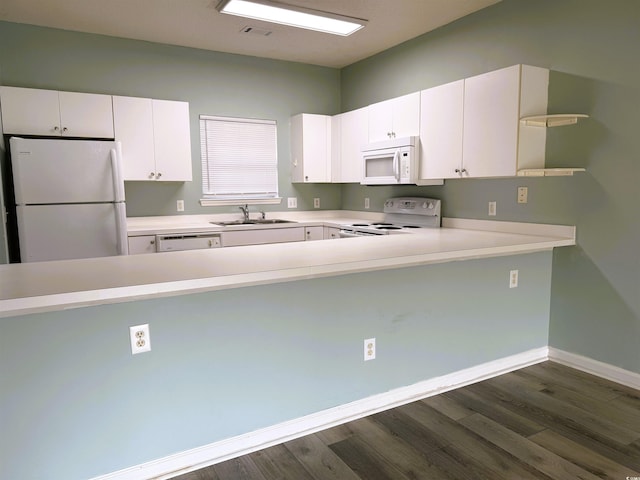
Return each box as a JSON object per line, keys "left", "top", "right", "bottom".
{"left": 0, "top": 0, "right": 502, "bottom": 68}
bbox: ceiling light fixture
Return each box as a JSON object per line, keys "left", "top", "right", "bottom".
{"left": 217, "top": 0, "right": 367, "bottom": 36}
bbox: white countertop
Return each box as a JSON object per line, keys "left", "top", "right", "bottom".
{"left": 0, "top": 214, "right": 575, "bottom": 318}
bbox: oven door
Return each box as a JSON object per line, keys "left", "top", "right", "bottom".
{"left": 361, "top": 148, "right": 400, "bottom": 185}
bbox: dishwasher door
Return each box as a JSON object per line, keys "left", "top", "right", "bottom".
{"left": 156, "top": 233, "right": 221, "bottom": 252}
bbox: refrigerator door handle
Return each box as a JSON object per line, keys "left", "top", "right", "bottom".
{"left": 115, "top": 202, "right": 129, "bottom": 256}
{"left": 110, "top": 142, "right": 126, "bottom": 203}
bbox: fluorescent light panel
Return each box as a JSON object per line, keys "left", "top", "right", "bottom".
{"left": 217, "top": 0, "right": 366, "bottom": 36}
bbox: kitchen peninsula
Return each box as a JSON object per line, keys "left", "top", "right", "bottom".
{"left": 1, "top": 213, "right": 575, "bottom": 480}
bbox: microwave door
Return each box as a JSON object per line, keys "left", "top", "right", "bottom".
{"left": 363, "top": 150, "right": 399, "bottom": 185}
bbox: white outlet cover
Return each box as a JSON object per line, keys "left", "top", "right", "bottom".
{"left": 314, "top": 198, "right": 320, "bottom": 208}
{"left": 176, "top": 200, "right": 185, "bottom": 212}
{"left": 287, "top": 197, "right": 297, "bottom": 208}
{"left": 130, "top": 324, "right": 151, "bottom": 355}
{"left": 364, "top": 337, "right": 376, "bottom": 361}
{"left": 365, "top": 198, "right": 370, "bottom": 209}
{"left": 509, "top": 269, "right": 519, "bottom": 288}
{"left": 488, "top": 201, "right": 497, "bottom": 216}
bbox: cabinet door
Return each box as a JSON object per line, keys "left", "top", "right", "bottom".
{"left": 290, "top": 114, "right": 331, "bottom": 183}
{"left": 463, "top": 65, "right": 520, "bottom": 178}
{"left": 419, "top": 80, "right": 464, "bottom": 180}
{"left": 152, "top": 99, "right": 193, "bottom": 181}
{"left": 323, "top": 227, "right": 340, "bottom": 240}
{"left": 113, "top": 96, "right": 156, "bottom": 180}
{"left": 336, "top": 107, "right": 368, "bottom": 183}
{"left": 391, "top": 92, "right": 420, "bottom": 139}
{"left": 58, "top": 91, "right": 114, "bottom": 138}
{"left": 368, "top": 98, "right": 394, "bottom": 142}
{"left": 222, "top": 227, "right": 305, "bottom": 247}
{"left": 0, "top": 86, "right": 61, "bottom": 136}
{"left": 128, "top": 235, "right": 156, "bottom": 254}
{"left": 304, "top": 226, "right": 324, "bottom": 241}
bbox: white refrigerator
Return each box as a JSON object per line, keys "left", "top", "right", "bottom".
{"left": 10, "top": 137, "right": 128, "bottom": 262}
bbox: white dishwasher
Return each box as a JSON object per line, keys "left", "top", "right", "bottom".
{"left": 156, "top": 233, "right": 221, "bottom": 252}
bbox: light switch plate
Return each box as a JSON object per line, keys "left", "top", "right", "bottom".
{"left": 287, "top": 197, "right": 297, "bottom": 208}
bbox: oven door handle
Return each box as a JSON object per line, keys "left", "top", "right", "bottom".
{"left": 339, "top": 229, "right": 361, "bottom": 238}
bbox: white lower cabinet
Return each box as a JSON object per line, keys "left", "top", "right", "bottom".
{"left": 113, "top": 96, "right": 192, "bottom": 181}
{"left": 324, "top": 227, "right": 341, "bottom": 240}
{"left": 221, "top": 227, "right": 305, "bottom": 247}
{"left": 304, "top": 226, "right": 324, "bottom": 241}
{"left": 128, "top": 235, "right": 157, "bottom": 255}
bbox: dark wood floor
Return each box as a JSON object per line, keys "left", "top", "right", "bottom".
{"left": 173, "top": 361, "right": 640, "bottom": 480}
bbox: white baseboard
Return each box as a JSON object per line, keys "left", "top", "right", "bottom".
{"left": 548, "top": 347, "right": 640, "bottom": 390}
{"left": 91, "top": 347, "right": 548, "bottom": 480}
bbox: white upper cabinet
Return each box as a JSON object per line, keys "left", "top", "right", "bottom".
{"left": 368, "top": 92, "right": 420, "bottom": 143}
{"left": 0, "top": 86, "right": 114, "bottom": 138}
{"left": 113, "top": 96, "right": 192, "bottom": 182}
{"left": 290, "top": 113, "right": 332, "bottom": 183}
{"left": 333, "top": 106, "right": 368, "bottom": 183}
{"left": 462, "top": 65, "right": 548, "bottom": 178}
{"left": 419, "top": 65, "right": 549, "bottom": 180}
{"left": 419, "top": 80, "right": 464, "bottom": 180}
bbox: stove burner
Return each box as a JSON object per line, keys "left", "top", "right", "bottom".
{"left": 351, "top": 223, "right": 370, "bottom": 227}
{"left": 371, "top": 222, "right": 393, "bottom": 226}
{"left": 376, "top": 226, "right": 402, "bottom": 230}
{"left": 401, "top": 225, "right": 422, "bottom": 229}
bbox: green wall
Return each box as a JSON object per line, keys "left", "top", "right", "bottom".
{"left": 0, "top": 21, "right": 343, "bottom": 216}
{"left": 0, "top": 252, "right": 552, "bottom": 479}
{"left": 340, "top": 0, "right": 640, "bottom": 373}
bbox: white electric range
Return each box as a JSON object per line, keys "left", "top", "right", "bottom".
{"left": 339, "top": 197, "right": 441, "bottom": 237}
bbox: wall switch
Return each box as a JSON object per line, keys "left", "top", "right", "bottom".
{"left": 176, "top": 200, "right": 184, "bottom": 212}
{"left": 517, "top": 187, "right": 528, "bottom": 204}
{"left": 364, "top": 338, "right": 376, "bottom": 361}
{"left": 287, "top": 197, "right": 297, "bottom": 208}
{"left": 488, "top": 201, "right": 497, "bottom": 216}
{"left": 314, "top": 198, "right": 320, "bottom": 209}
{"left": 364, "top": 197, "right": 370, "bottom": 209}
{"left": 509, "top": 270, "right": 519, "bottom": 288}
{"left": 130, "top": 324, "right": 151, "bottom": 355}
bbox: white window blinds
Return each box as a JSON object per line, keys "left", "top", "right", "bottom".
{"left": 200, "top": 115, "right": 278, "bottom": 201}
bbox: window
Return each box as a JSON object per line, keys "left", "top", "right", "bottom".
{"left": 200, "top": 115, "right": 280, "bottom": 205}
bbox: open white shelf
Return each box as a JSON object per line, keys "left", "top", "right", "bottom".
{"left": 517, "top": 168, "right": 586, "bottom": 177}
{"left": 520, "top": 114, "right": 589, "bottom": 127}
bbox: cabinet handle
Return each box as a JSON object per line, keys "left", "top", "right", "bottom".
{"left": 149, "top": 172, "right": 155, "bottom": 179}
{"left": 62, "top": 127, "right": 68, "bottom": 133}
{"left": 461, "top": 168, "right": 467, "bottom": 174}
{"left": 156, "top": 172, "right": 162, "bottom": 179}
{"left": 53, "top": 126, "right": 60, "bottom": 132}
{"left": 454, "top": 168, "right": 461, "bottom": 173}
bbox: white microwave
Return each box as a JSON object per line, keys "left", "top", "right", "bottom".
{"left": 361, "top": 136, "right": 418, "bottom": 185}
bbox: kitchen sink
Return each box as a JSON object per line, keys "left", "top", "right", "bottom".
{"left": 211, "top": 219, "right": 296, "bottom": 226}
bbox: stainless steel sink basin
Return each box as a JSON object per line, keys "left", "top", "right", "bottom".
{"left": 211, "top": 219, "right": 296, "bottom": 226}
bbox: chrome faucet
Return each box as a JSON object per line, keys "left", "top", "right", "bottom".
{"left": 239, "top": 204, "right": 249, "bottom": 221}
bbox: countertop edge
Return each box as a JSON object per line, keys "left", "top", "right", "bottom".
{"left": 0, "top": 238, "right": 573, "bottom": 319}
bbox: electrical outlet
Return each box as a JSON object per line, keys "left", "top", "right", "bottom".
{"left": 509, "top": 270, "right": 519, "bottom": 288}
{"left": 364, "top": 338, "right": 376, "bottom": 361}
{"left": 176, "top": 200, "right": 185, "bottom": 212}
{"left": 129, "top": 324, "right": 151, "bottom": 355}
{"left": 488, "top": 201, "right": 497, "bottom": 216}
{"left": 517, "top": 187, "right": 528, "bottom": 204}
{"left": 314, "top": 197, "right": 320, "bottom": 209}
{"left": 364, "top": 197, "right": 370, "bottom": 209}
{"left": 287, "top": 197, "right": 297, "bottom": 208}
